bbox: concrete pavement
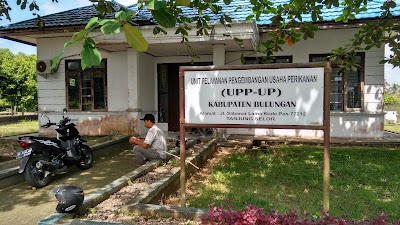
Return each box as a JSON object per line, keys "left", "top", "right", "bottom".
{"left": 0, "top": 140, "right": 136, "bottom": 225}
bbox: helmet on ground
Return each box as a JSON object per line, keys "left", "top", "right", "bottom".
{"left": 54, "top": 185, "right": 84, "bottom": 213}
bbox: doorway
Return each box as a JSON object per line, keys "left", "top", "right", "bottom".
{"left": 157, "top": 62, "right": 212, "bottom": 131}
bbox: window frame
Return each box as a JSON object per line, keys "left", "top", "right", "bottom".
{"left": 244, "top": 56, "right": 293, "bottom": 64}
{"left": 65, "top": 59, "right": 108, "bottom": 112}
{"left": 309, "top": 53, "right": 365, "bottom": 112}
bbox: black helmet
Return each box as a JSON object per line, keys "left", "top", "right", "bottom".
{"left": 175, "top": 136, "right": 188, "bottom": 147}
{"left": 54, "top": 186, "right": 84, "bottom": 213}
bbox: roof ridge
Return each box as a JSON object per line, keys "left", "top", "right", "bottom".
{"left": 3, "top": 1, "right": 129, "bottom": 27}
{"left": 1, "top": 0, "right": 399, "bottom": 31}
{"left": 39, "top": 4, "right": 96, "bottom": 20}
{"left": 3, "top": 4, "right": 97, "bottom": 26}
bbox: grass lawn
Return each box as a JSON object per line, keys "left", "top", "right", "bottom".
{"left": 184, "top": 145, "right": 400, "bottom": 220}
{"left": 0, "top": 120, "right": 39, "bottom": 137}
{"left": 384, "top": 124, "right": 400, "bottom": 133}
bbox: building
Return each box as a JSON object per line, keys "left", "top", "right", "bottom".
{"left": 1, "top": 0, "right": 399, "bottom": 138}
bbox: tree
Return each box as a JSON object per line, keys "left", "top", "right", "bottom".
{"left": 385, "top": 81, "right": 400, "bottom": 95}
{"left": 0, "top": 0, "right": 399, "bottom": 70}
{"left": 0, "top": 49, "right": 37, "bottom": 115}
{"left": 391, "top": 84, "right": 400, "bottom": 95}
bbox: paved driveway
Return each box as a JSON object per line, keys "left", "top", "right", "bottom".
{"left": 0, "top": 142, "right": 137, "bottom": 225}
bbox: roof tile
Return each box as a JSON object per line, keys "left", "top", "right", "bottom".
{"left": 0, "top": 0, "right": 398, "bottom": 31}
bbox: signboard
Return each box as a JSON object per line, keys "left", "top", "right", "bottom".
{"left": 184, "top": 67, "right": 324, "bottom": 126}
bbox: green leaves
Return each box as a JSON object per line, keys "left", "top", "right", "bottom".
{"left": 123, "top": 23, "right": 148, "bottom": 52}
{"left": 94, "top": 0, "right": 116, "bottom": 19}
{"left": 0, "top": 50, "right": 37, "bottom": 109}
{"left": 223, "top": 0, "right": 232, "bottom": 4}
{"left": 4, "top": 0, "right": 398, "bottom": 70}
{"left": 146, "top": 0, "right": 167, "bottom": 10}
{"left": 299, "top": 23, "right": 319, "bottom": 40}
{"left": 52, "top": 29, "right": 89, "bottom": 71}
{"left": 85, "top": 17, "right": 99, "bottom": 30}
{"left": 51, "top": 5, "right": 149, "bottom": 69}
{"left": 81, "top": 38, "right": 102, "bottom": 70}
{"left": 177, "top": 0, "right": 191, "bottom": 6}
{"left": 151, "top": 8, "right": 177, "bottom": 28}
{"left": 115, "top": 10, "right": 134, "bottom": 21}
{"left": 100, "top": 20, "right": 122, "bottom": 34}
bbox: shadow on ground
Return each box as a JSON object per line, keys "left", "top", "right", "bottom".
{"left": 0, "top": 141, "right": 138, "bottom": 225}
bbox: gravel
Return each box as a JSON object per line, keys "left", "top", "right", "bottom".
{"left": 84, "top": 145, "right": 204, "bottom": 225}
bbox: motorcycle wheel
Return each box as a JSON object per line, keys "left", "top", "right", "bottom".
{"left": 75, "top": 144, "right": 93, "bottom": 170}
{"left": 23, "top": 155, "right": 52, "bottom": 188}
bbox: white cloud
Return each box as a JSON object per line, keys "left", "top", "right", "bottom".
{"left": 38, "top": 0, "right": 92, "bottom": 15}
{"left": 116, "top": 0, "right": 138, "bottom": 6}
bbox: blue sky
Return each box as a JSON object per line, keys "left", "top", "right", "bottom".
{"left": 0, "top": 0, "right": 134, "bottom": 55}
{"left": 0, "top": 0, "right": 399, "bottom": 85}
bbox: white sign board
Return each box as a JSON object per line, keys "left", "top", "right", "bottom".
{"left": 184, "top": 68, "right": 325, "bottom": 126}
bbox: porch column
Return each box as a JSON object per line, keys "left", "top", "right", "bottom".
{"left": 213, "top": 44, "right": 226, "bottom": 66}
{"left": 127, "top": 49, "right": 140, "bottom": 133}
{"left": 213, "top": 44, "right": 227, "bottom": 139}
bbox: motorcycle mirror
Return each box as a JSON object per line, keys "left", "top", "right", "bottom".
{"left": 62, "top": 108, "right": 67, "bottom": 119}
{"left": 41, "top": 113, "right": 50, "bottom": 124}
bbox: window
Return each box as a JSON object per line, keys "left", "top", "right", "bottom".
{"left": 65, "top": 60, "right": 107, "bottom": 112}
{"left": 245, "top": 56, "right": 293, "bottom": 64}
{"left": 310, "top": 53, "right": 364, "bottom": 111}
{"left": 158, "top": 64, "right": 169, "bottom": 123}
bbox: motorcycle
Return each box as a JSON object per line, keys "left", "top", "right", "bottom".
{"left": 16, "top": 108, "right": 94, "bottom": 188}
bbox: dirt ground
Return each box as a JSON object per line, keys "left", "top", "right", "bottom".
{"left": 84, "top": 139, "right": 246, "bottom": 225}
{"left": 0, "top": 139, "right": 20, "bottom": 162}
{"left": 160, "top": 146, "right": 243, "bottom": 206}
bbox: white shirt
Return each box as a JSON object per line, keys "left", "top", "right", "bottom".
{"left": 143, "top": 124, "right": 167, "bottom": 159}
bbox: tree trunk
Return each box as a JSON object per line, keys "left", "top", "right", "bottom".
{"left": 22, "top": 103, "right": 25, "bottom": 116}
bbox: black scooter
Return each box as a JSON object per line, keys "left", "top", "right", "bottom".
{"left": 16, "top": 108, "right": 93, "bottom": 188}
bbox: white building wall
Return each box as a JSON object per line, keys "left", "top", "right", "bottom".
{"left": 107, "top": 51, "right": 129, "bottom": 111}
{"left": 36, "top": 37, "right": 132, "bottom": 135}
{"left": 34, "top": 27, "right": 385, "bottom": 138}
{"left": 364, "top": 49, "right": 385, "bottom": 113}
{"left": 37, "top": 37, "right": 130, "bottom": 112}
{"left": 137, "top": 52, "right": 157, "bottom": 135}
{"left": 138, "top": 52, "right": 156, "bottom": 112}
{"left": 225, "top": 28, "right": 385, "bottom": 138}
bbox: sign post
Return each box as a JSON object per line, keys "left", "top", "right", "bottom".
{"left": 179, "top": 62, "right": 331, "bottom": 210}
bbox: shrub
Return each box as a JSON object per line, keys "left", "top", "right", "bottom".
{"left": 385, "top": 94, "right": 400, "bottom": 105}
{"left": 0, "top": 98, "right": 10, "bottom": 111}
{"left": 201, "top": 205, "right": 400, "bottom": 225}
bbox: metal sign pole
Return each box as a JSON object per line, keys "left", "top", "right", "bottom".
{"left": 323, "top": 63, "right": 332, "bottom": 211}
{"left": 179, "top": 68, "right": 186, "bottom": 207}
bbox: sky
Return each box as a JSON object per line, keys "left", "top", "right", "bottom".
{"left": 0, "top": 0, "right": 135, "bottom": 54}
{"left": 0, "top": 0, "right": 399, "bottom": 85}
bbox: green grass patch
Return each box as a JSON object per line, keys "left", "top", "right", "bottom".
{"left": 186, "top": 145, "right": 400, "bottom": 220}
{"left": 0, "top": 120, "right": 39, "bottom": 137}
{"left": 385, "top": 124, "right": 400, "bottom": 133}
{"left": 384, "top": 104, "right": 400, "bottom": 112}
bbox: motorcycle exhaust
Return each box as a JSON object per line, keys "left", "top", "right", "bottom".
{"left": 39, "top": 160, "right": 59, "bottom": 171}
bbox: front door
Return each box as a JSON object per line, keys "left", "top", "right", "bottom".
{"left": 157, "top": 62, "right": 212, "bottom": 131}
